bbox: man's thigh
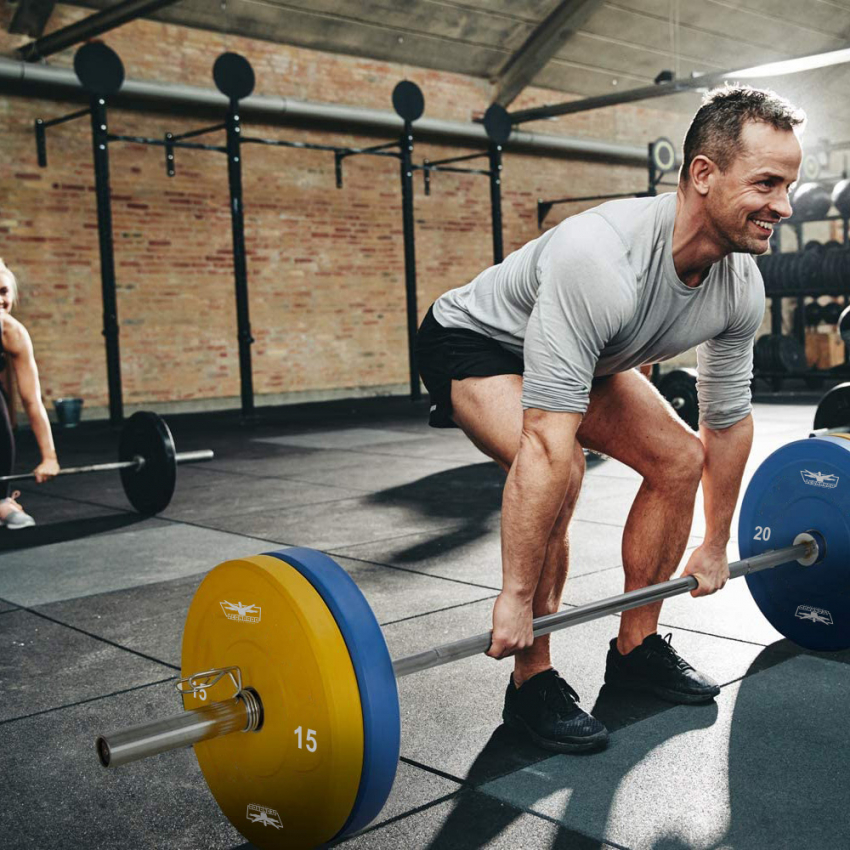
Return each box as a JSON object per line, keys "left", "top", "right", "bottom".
{"left": 578, "top": 370, "right": 698, "bottom": 476}
{"left": 449, "top": 375, "right": 524, "bottom": 471}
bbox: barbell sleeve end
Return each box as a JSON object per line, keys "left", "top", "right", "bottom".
{"left": 809, "top": 425, "right": 850, "bottom": 438}
{"left": 175, "top": 450, "right": 216, "bottom": 464}
{"left": 96, "top": 690, "right": 261, "bottom": 769}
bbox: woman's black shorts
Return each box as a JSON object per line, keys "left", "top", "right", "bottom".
{"left": 415, "top": 305, "right": 523, "bottom": 429}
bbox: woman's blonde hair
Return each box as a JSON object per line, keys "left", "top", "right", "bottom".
{"left": 0, "top": 259, "right": 18, "bottom": 307}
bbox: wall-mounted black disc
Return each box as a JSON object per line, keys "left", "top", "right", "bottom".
{"left": 213, "top": 52, "right": 256, "bottom": 101}
{"left": 392, "top": 81, "right": 424, "bottom": 123}
{"left": 483, "top": 104, "right": 512, "bottom": 145}
{"left": 74, "top": 42, "right": 125, "bottom": 97}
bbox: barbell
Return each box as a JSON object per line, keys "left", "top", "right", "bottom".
{"left": 93, "top": 419, "right": 850, "bottom": 848}
{"left": 4, "top": 411, "right": 214, "bottom": 515}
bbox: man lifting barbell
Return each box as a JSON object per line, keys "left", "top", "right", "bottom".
{"left": 0, "top": 259, "right": 59, "bottom": 529}
{"left": 416, "top": 85, "right": 805, "bottom": 753}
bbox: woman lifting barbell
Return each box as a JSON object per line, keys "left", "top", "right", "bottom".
{"left": 0, "top": 259, "right": 59, "bottom": 529}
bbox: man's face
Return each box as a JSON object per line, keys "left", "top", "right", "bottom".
{"left": 703, "top": 121, "right": 801, "bottom": 255}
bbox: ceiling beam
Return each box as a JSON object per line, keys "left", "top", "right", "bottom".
{"left": 8, "top": 0, "right": 57, "bottom": 37}
{"left": 16, "top": 0, "right": 182, "bottom": 62}
{"left": 491, "top": 0, "right": 605, "bottom": 109}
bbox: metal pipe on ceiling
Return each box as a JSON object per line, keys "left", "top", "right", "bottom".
{"left": 509, "top": 47, "right": 850, "bottom": 125}
{"left": 0, "top": 56, "right": 648, "bottom": 164}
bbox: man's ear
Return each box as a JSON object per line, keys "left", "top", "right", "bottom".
{"left": 689, "top": 155, "right": 715, "bottom": 196}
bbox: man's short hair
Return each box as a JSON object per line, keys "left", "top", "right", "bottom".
{"left": 681, "top": 84, "right": 806, "bottom": 182}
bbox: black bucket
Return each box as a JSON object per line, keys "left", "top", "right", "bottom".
{"left": 54, "top": 397, "right": 84, "bottom": 428}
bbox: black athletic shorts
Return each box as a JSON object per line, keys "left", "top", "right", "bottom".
{"left": 415, "top": 304, "right": 524, "bottom": 429}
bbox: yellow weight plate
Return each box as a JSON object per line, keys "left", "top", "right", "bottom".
{"left": 181, "top": 554, "right": 363, "bottom": 849}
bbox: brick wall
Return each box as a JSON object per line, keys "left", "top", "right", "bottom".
{"left": 1, "top": 6, "right": 709, "bottom": 419}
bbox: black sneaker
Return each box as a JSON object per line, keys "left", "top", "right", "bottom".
{"left": 605, "top": 633, "right": 720, "bottom": 704}
{"left": 502, "top": 669, "right": 608, "bottom": 753}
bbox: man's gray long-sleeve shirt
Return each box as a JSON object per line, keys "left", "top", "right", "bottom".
{"left": 432, "top": 193, "right": 764, "bottom": 430}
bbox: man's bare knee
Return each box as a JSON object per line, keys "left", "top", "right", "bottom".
{"left": 647, "top": 435, "right": 705, "bottom": 492}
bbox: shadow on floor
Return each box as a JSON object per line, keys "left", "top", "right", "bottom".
{"left": 0, "top": 513, "right": 143, "bottom": 551}
{"left": 419, "top": 691, "right": 718, "bottom": 849}
{"left": 367, "top": 462, "right": 505, "bottom": 560}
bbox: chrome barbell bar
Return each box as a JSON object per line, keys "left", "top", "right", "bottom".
{"left": 0, "top": 449, "right": 214, "bottom": 483}
{"left": 96, "top": 535, "right": 819, "bottom": 767}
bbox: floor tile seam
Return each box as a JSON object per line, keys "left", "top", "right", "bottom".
{"left": 18, "top": 606, "right": 181, "bottom": 671}
{"left": 7, "top": 486, "right": 137, "bottom": 516}
{"left": 153, "top": 462, "right": 370, "bottom": 487}
{"left": 203, "top": 457, "right": 394, "bottom": 480}
{"left": 20, "top": 474, "right": 366, "bottom": 515}
{"left": 21, "top": 460, "right": 493, "bottom": 512}
{"left": 564, "top": 564, "right": 626, "bottom": 585}
{"left": 333, "top": 446, "right": 486, "bottom": 465}
{"left": 252, "top": 428, "right": 428, "bottom": 445}
{"left": 323, "top": 549, "right": 503, "bottom": 592}
{"left": 152, "top": 513, "right": 477, "bottom": 560}
{"left": 552, "top": 604, "right": 792, "bottom": 653}
{"left": 561, "top": 549, "right": 704, "bottom": 587}
{"left": 220, "top": 470, "right": 425, "bottom": 499}
{"left": 247, "top": 469, "right": 479, "bottom": 499}
{"left": 569, "top": 517, "right": 630, "bottom": 531}
{"left": 0, "top": 607, "right": 20, "bottom": 616}
{"left": 333, "top": 790, "right": 465, "bottom": 845}
{"left": 570, "top": 514, "right": 735, "bottom": 539}
{"left": 328, "top": 447, "right": 473, "bottom": 469}
{"left": 164, "top": 489, "right": 370, "bottom": 522}
{"left": 474, "top": 785, "right": 632, "bottom": 850}
{"left": 231, "top": 443, "right": 469, "bottom": 469}
{"left": 172, "top": 481, "right": 499, "bottom": 522}
{"left": 652, "top": 619, "right": 794, "bottom": 652}
{"left": 398, "top": 755, "right": 469, "bottom": 786}
{"left": 0, "top": 675, "right": 177, "bottom": 727}
{"left": 379, "top": 593, "right": 498, "bottom": 628}
{"left": 716, "top": 651, "right": 843, "bottom": 691}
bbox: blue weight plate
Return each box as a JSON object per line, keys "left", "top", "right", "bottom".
{"left": 738, "top": 436, "right": 850, "bottom": 651}
{"left": 267, "top": 547, "right": 401, "bottom": 838}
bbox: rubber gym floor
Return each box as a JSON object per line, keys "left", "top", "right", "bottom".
{"left": 2, "top": 396, "right": 848, "bottom": 850}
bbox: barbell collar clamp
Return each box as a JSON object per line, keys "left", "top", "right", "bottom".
{"left": 175, "top": 665, "right": 243, "bottom": 699}
{"left": 792, "top": 531, "right": 826, "bottom": 566}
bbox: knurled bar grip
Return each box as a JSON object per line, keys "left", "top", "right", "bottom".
{"left": 391, "top": 541, "right": 813, "bottom": 677}
{"left": 0, "top": 450, "right": 214, "bottom": 482}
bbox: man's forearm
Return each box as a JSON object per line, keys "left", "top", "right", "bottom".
{"left": 699, "top": 414, "right": 754, "bottom": 549}
{"left": 501, "top": 432, "right": 574, "bottom": 600}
